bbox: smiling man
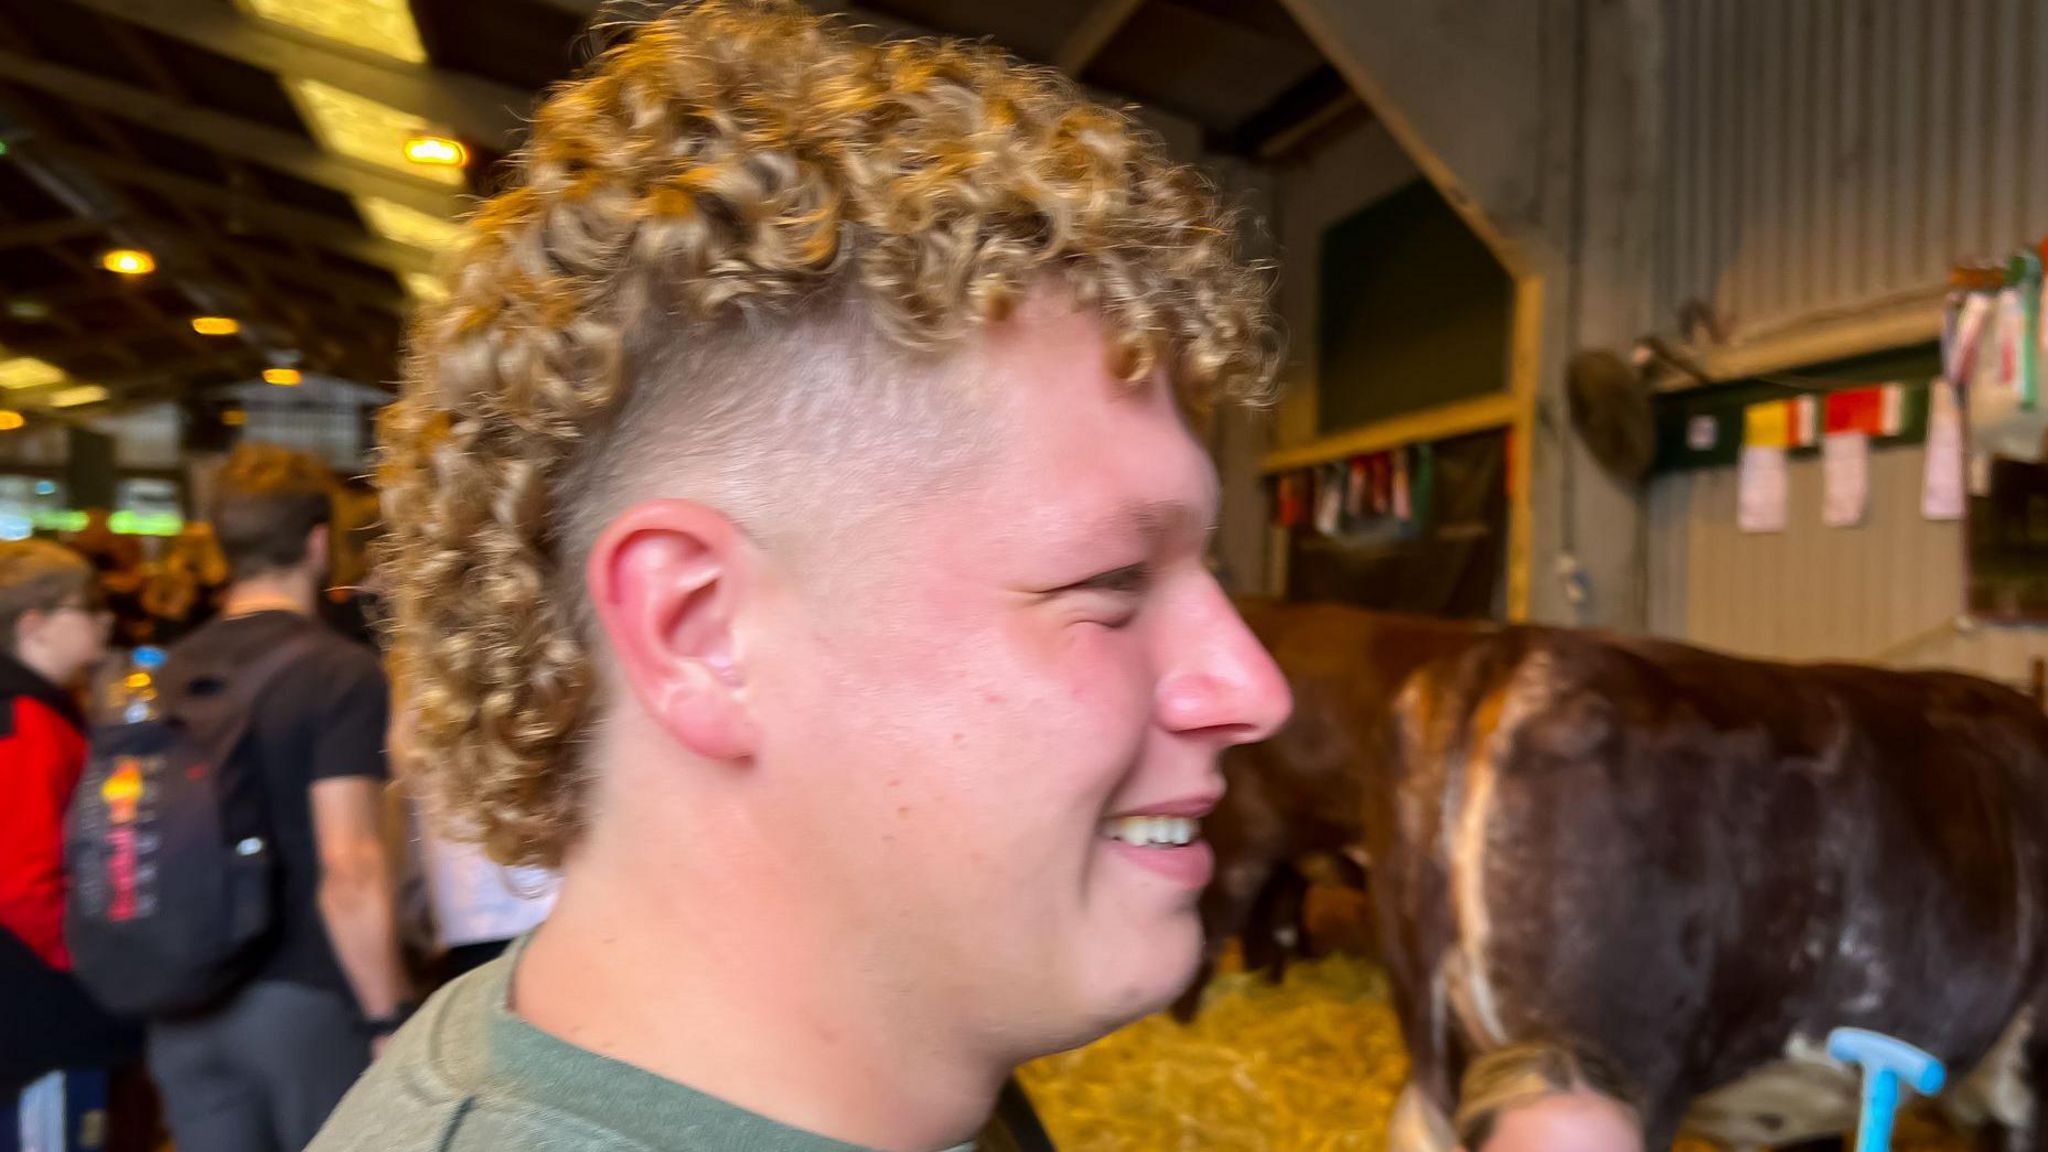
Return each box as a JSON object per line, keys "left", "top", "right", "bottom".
{"left": 314, "top": 2, "right": 1291, "bottom": 1150}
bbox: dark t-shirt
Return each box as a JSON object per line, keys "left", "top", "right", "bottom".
{"left": 173, "top": 611, "right": 390, "bottom": 998}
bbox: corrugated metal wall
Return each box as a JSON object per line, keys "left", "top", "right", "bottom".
{"left": 1658, "top": 0, "right": 2048, "bottom": 338}
{"left": 1647, "top": 444, "right": 2048, "bottom": 686}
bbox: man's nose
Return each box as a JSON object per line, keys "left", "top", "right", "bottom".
{"left": 1155, "top": 587, "right": 1292, "bottom": 744}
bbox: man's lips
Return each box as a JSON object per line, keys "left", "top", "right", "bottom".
{"left": 1103, "top": 793, "right": 1222, "bottom": 820}
{"left": 1097, "top": 793, "right": 1222, "bottom": 888}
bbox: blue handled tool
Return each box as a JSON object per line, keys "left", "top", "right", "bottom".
{"left": 1828, "top": 1028, "right": 1946, "bottom": 1152}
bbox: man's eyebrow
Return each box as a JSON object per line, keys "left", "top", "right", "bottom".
{"left": 1112, "top": 500, "right": 1212, "bottom": 546}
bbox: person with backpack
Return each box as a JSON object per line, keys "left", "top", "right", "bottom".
{"left": 100, "top": 444, "right": 407, "bottom": 1152}
{"left": 0, "top": 539, "right": 142, "bottom": 1150}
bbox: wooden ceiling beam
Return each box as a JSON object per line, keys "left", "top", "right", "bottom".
{"left": 532, "top": 0, "right": 1214, "bottom": 156}
{"left": 8, "top": 275, "right": 153, "bottom": 310}
{"left": 61, "top": 0, "right": 531, "bottom": 151}
{"left": 90, "top": 15, "right": 397, "bottom": 386}
{"left": 2, "top": 325, "right": 173, "bottom": 363}
{"left": 1254, "top": 91, "right": 1361, "bottom": 161}
{"left": 47, "top": 97, "right": 223, "bottom": 360}
{"left": 96, "top": 349, "right": 267, "bottom": 390}
{"left": 1054, "top": 0, "right": 1145, "bottom": 76}
{"left": 0, "top": 216, "right": 105, "bottom": 251}
{"left": 0, "top": 29, "right": 243, "bottom": 367}
{"left": 194, "top": 238, "right": 410, "bottom": 315}
{"left": 0, "top": 48, "right": 463, "bottom": 217}
{"left": 35, "top": 143, "right": 438, "bottom": 277}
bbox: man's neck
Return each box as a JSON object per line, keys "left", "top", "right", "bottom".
{"left": 516, "top": 829, "right": 1002, "bottom": 1152}
{"left": 222, "top": 571, "right": 317, "bottom": 619}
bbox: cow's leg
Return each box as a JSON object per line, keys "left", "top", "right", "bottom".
{"left": 1167, "top": 960, "right": 1211, "bottom": 1024}
{"left": 1388, "top": 1081, "right": 1455, "bottom": 1152}
{"left": 1971, "top": 996, "right": 2047, "bottom": 1152}
{"left": 2017, "top": 1002, "right": 2047, "bottom": 1152}
{"left": 1243, "top": 865, "right": 1309, "bottom": 983}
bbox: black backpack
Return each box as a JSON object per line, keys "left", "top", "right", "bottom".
{"left": 63, "top": 630, "right": 322, "bottom": 1018}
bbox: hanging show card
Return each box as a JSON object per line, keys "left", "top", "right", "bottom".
{"left": 1738, "top": 445, "right": 1788, "bottom": 533}
{"left": 1923, "top": 377, "right": 1966, "bottom": 520}
{"left": 1821, "top": 431, "right": 1869, "bottom": 528}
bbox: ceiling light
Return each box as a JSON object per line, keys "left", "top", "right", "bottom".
{"left": 236, "top": 0, "right": 426, "bottom": 63}
{"left": 222, "top": 409, "right": 247, "bottom": 427}
{"left": 101, "top": 248, "right": 156, "bottom": 275}
{"left": 404, "top": 134, "right": 468, "bottom": 168}
{"left": 49, "top": 385, "right": 108, "bottom": 408}
{"left": 263, "top": 368, "right": 303, "bottom": 386}
{"left": 358, "top": 197, "right": 466, "bottom": 252}
{"left": 0, "top": 357, "right": 66, "bottom": 391}
{"left": 191, "top": 316, "right": 241, "bottom": 336}
{"left": 0, "top": 410, "right": 23, "bottom": 431}
{"left": 289, "top": 80, "right": 464, "bottom": 186}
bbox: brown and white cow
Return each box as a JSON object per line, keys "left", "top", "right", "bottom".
{"left": 1176, "top": 601, "right": 1491, "bottom": 1018}
{"left": 1377, "top": 625, "right": 2048, "bottom": 1152}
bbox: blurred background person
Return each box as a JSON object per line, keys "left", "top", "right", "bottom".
{"left": 141, "top": 522, "right": 230, "bottom": 646}
{"left": 0, "top": 539, "right": 150, "bottom": 1152}
{"left": 142, "top": 444, "right": 406, "bottom": 1152}
{"left": 379, "top": 622, "right": 556, "bottom": 991}
{"left": 321, "top": 480, "right": 384, "bottom": 650}
{"left": 65, "top": 512, "right": 149, "bottom": 651}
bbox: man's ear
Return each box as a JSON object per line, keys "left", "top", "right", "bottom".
{"left": 11, "top": 608, "right": 47, "bottom": 655}
{"left": 585, "top": 499, "right": 760, "bottom": 763}
{"left": 306, "top": 523, "right": 332, "bottom": 575}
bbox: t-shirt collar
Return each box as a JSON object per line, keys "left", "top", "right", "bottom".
{"left": 482, "top": 936, "right": 979, "bottom": 1152}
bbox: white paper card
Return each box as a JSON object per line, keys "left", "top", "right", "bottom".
{"left": 1738, "top": 445, "right": 1787, "bottom": 533}
{"left": 1924, "top": 378, "right": 1967, "bottom": 519}
{"left": 1687, "top": 414, "right": 1718, "bottom": 451}
{"left": 1822, "top": 432, "right": 1868, "bottom": 527}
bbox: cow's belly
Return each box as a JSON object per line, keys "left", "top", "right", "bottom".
{"left": 1680, "top": 1037, "right": 1858, "bottom": 1148}
{"left": 1680, "top": 1010, "right": 2037, "bottom": 1147}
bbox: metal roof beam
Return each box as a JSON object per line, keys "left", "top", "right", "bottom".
{"left": 0, "top": 48, "right": 463, "bottom": 217}
{"left": 38, "top": 143, "right": 439, "bottom": 277}
{"left": 195, "top": 238, "right": 410, "bottom": 316}
{"left": 60, "top": 0, "right": 531, "bottom": 152}
{"left": 0, "top": 215, "right": 105, "bottom": 250}
{"left": 1054, "top": 0, "right": 1144, "bottom": 76}
{"left": 531, "top": 0, "right": 1211, "bottom": 158}
{"left": 3, "top": 325, "right": 177, "bottom": 363}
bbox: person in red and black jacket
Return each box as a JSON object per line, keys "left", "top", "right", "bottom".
{"left": 0, "top": 539, "right": 138, "bottom": 1101}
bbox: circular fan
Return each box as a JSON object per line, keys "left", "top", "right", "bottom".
{"left": 1565, "top": 349, "right": 1656, "bottom": 486}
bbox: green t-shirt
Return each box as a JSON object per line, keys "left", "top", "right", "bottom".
{"left": 308, "top": 942, "right": 979, "bottom": 1152}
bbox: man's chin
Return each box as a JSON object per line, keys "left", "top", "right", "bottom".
{"left": 1077, "top": 931, "right": 1206, "bottom": 1037}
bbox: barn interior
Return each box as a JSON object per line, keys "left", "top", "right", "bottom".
{"left": 3, "top": 1, "right": 2044, "bottom": 1150}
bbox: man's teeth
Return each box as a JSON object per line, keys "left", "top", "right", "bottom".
{"left": 1102, "top": 815, "right": 1199, "bottom": 847}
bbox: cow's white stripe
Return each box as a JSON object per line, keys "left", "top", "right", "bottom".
{"left": 1447, "top": 651, "right": 1556, "bottom": 1050}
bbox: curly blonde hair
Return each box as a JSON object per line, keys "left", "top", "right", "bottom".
{"left": 379, "top": 0, "right": 1280, "bottom": 868}
{"left": 1454, "top": 1041, "right": 1642, "bottom": 1151}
